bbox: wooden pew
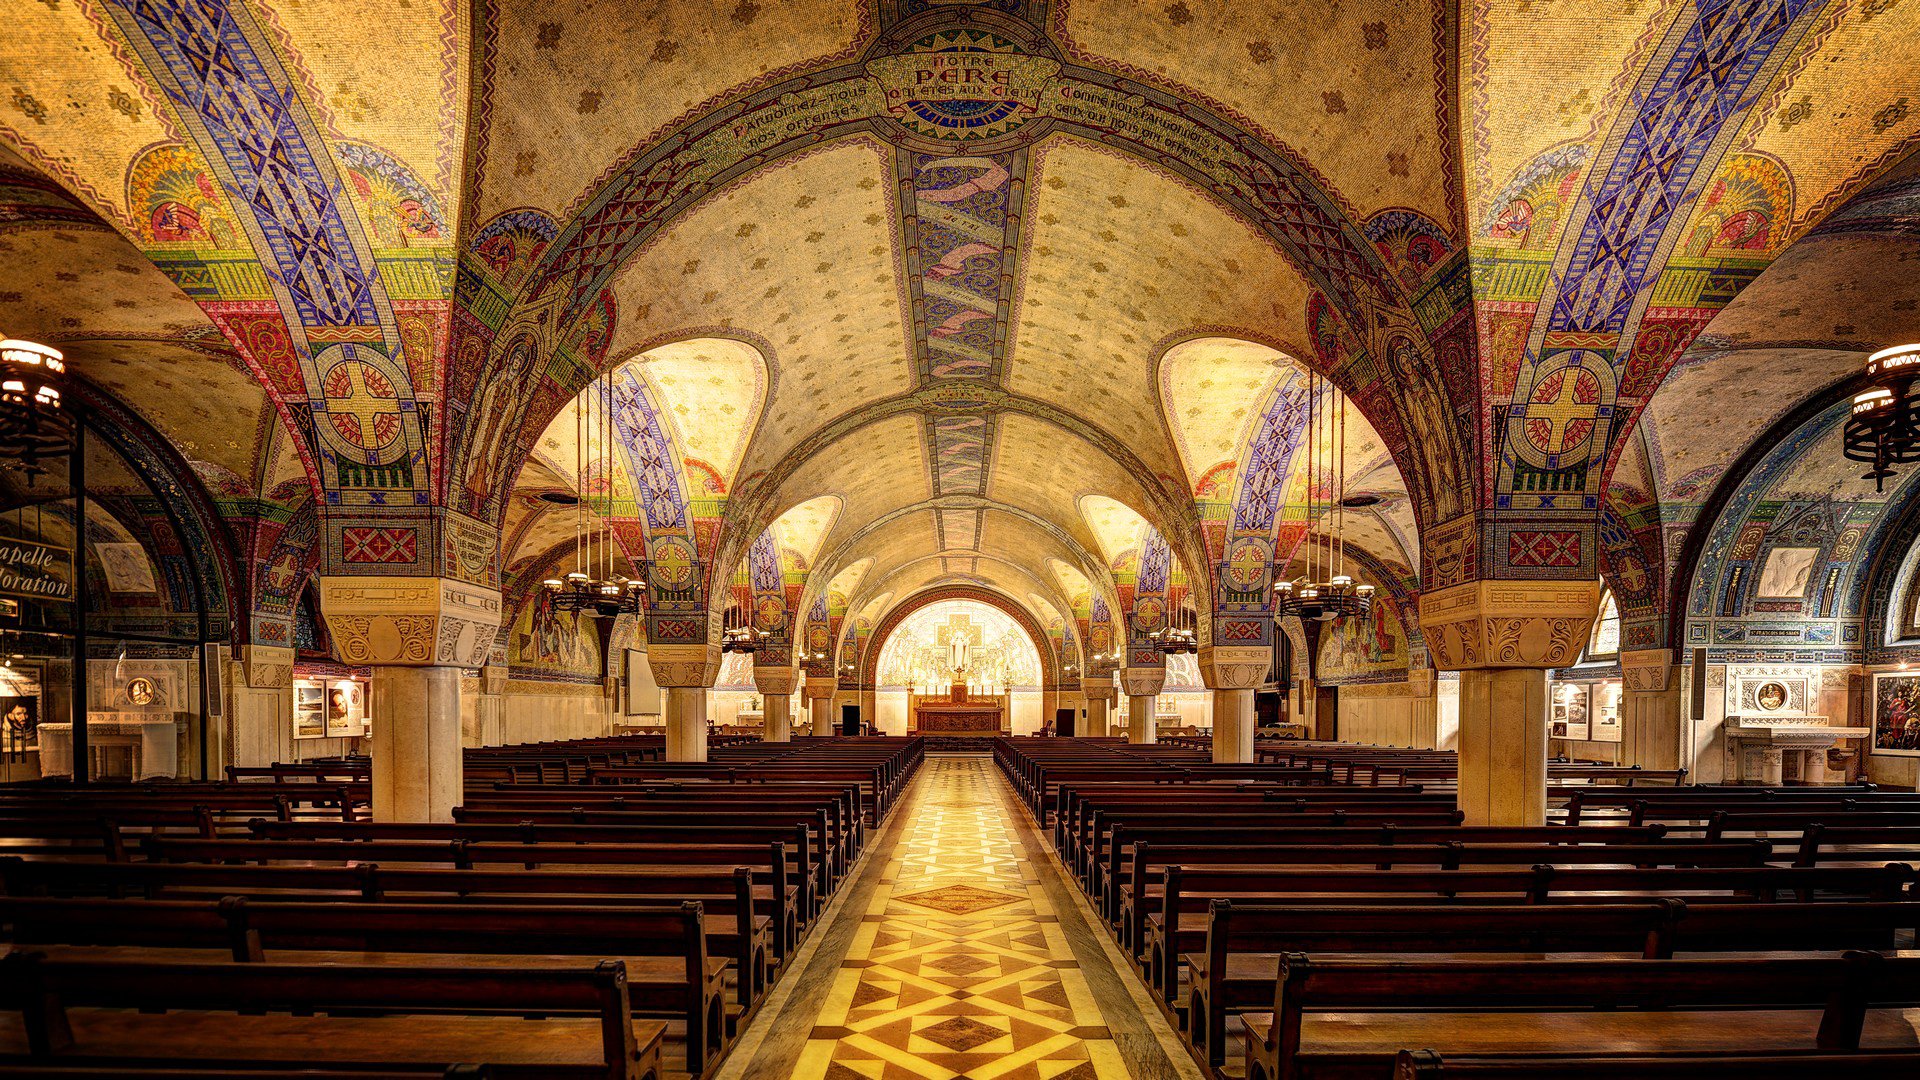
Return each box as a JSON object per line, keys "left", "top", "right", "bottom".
{"left": 1240, "top": 952, "right": 1920, "bottom": 1080}
{"left": 1, "top": 896, "right": 726, "bottom": 1073}
{"left": 1184, "top": 898, "right": 1920, "bottom": 1067}
{"left": 1391, "top": 1048, "right": 1920, "bottom": 1079}
{"left": 0, "top": 950, "right": 666, "bottom": 1079}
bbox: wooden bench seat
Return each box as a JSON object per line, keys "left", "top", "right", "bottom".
{"left": 1, "top": 896, "right": 727, "bottom": 1073}
{"left": 1239, "top": 952, "right": 1920, "bottom": 1080}
{"left": 0, "top": 951, "right": 665, "bottom": 1080}
{"left": 1390, "top": 1048, "right": 1920, "bottom": 1078}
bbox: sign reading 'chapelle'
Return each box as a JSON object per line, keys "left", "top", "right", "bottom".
{"left": 0, "top": 538, "right": 73, "bottom": 604}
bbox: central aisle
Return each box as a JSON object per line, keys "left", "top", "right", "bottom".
{"left": 718, "top": 754, "right": 1203, "bottom": 1080}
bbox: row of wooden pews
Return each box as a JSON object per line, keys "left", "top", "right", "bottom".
{"left": 0, "top": 734, "right": 924, "bottom": 1078}
{"left": 995, "top": 736, "right": 1920, "bottom": 1079}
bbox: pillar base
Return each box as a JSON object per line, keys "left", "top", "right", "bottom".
{"left": 1127, "top": 695, "right": 1157, "bottom": 744}
{"left": 1213, "top": 687, "right": 1254, "bottom": 762}
{"left": 370, "top": 666, "right": 463, "bottom": 822}
{"left": 1458, "top": 668, "right": 1548, "bottom": 826}
{"left": 666, "top": 687, "right": 709, "bottom": 762}
{"left": 763, "top": 693, "right": 792, "bottom": 742}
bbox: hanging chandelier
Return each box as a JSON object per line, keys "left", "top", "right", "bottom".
{"left": 720, "top": 603, "right": 763, "bottom": 654}
{"left": 543, "top": 368, "right": 643, "bottom": 617}
{"left": 1148, "top": 604, "right": 1198, "bottom": 654}
{"left": 1274, "top": 368, "right": 1373, "bottom": 622}
{"left": 0, "top": 338, "right": 73, "bottom": 481}
{"left": 1843, "top": 343, "right": 1920, "bottom": 492}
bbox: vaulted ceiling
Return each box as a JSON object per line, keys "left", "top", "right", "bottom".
{"left": 4, "top": 0, "right": 1918, "bottom": 661}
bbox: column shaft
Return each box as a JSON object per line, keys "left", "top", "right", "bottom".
{"left": 1127, "top": 696, "right": 1157, "bottom": 744}
{"left": 665, "top": 686, "right": 709, "bottom": 762}
{"left": 1457, "top": 668, "right": 1549, "bottom": 826}
{"left": 1084, "top": 695, "right": 1109, "bottom": 737}
{"left": 369, "top": 666, "right": 463, "bottom": 822}
{"left": 1212, "top": 688, "right": 1255, "bottom": 763}
{"left": 763, "top": 693, "right": 792, "bottom": 742}
{"left": 810, "top": 695, "right": 834, "bottom": 736}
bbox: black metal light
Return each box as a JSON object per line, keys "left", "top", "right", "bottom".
{"left": 0, "top": 338, "right": 72, "bottom": 481}
{"left": 1844, "top": 344, "right": 1920, "bottom": 492}
{"left": 1273, "top": 367, "right": 1373, "bottom": 622}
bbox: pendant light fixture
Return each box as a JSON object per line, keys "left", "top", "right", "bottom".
{"left": 543, "top": 370, "right": 643, "bottom": 617}
{"left": 1274, "top": 369, "right": 1373, "bottom": 622}
{"left": 0, "top": 338, "right": 72, "bottom": 483}
{"left": 1843, "top": 343, "right": 1920, "bottom": 492}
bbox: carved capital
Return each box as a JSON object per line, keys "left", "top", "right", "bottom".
{"left": 480, "top": 663, "right": 509, "bottom": 696}
{"left": 1620, "top": 648, "right": 1675, "bottom": 693}
{"left": 241, "top": 644, "right": 294, "bottom": 689}
{"left": 1418, "top": 579, "right": 1599, "bottom": 671}
{"left": 1079, "top": 679, "right": 1118, "bottom": 704}
{"left": 753, "top": 665, "right": 798, "bottom": 697}
{"left": 647, "top": 642, "right": 722, "bottom": 688}
{"left": 802, "top": 677, "right": 837, "bottom": 702}
{"left": 317, "top": 576, "right": 502, "bottom": 668}
{"left": 1119, "top": 666, "right": 1166, "bottom": 697}
{"left": 1199, "top": 644, "right": 1270, "bottom": 690}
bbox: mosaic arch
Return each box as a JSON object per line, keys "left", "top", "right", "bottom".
{"left": 447, "top": 0, "right": 1473, "bottom": 560}
{"left": 859, "top": 585, "right": 1061, "bottom": 692}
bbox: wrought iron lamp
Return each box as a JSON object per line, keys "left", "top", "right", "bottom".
{"left": 1843, "top": 343, "right": 1920, "bottom": 492}
{"left": 1148, "top": 606, "right": 1198, "bottom": 654}
{"left": 1274, "top": 366, "right": 1374, "bottom": 621}
{"left": 720, "top": 603, "right": 763, "bottom": 654}
{"left": 541, "top": 368, "right": 643, "bottom": 616}
{"left": 0, "top": 338, "right": 72, "bottom": 480}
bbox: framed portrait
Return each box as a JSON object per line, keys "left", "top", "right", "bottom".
{"left": 1551, "top": 683, "right": 1590, "bottom": 741}
{"left": 1, "top": 694, "right": 40, "bottom": 747}
{"left": 293, "top": 682, "right": 326, "bottom": 740}
{"left": 324, "top": 681, "right": 364, "bottom": 739}
{"left": 1871, "top": 671, "right": 1920, "bottom": 757}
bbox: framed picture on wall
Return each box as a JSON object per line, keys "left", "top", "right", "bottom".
{"left": 1870, "top": 671, "right": 1920, "bottom": 756}
{"left": 1551, "top": 683, "right": 1590, "bottom": 741}
{"left": 1591, "top": 691, "right": 1622, "bottom": 743}
{"left": 324, "top": 681, "right": 364, "bottom": 739}
{"left": 293, "top": 682, "right": 325, "bottom": 740}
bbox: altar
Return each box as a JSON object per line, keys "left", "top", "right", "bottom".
{"left": 910, "top": 685, "right": 1006, "bottom": 738}
{"left": 38, "top": 713, "right": 181, "bottom": 780}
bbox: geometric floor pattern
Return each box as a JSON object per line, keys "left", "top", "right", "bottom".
{"left": 790, "top": 755, "right": 1134, "bottom": 1080}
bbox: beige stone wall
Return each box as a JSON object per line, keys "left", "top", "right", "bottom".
{"left": 1335, "top": 679, "right": 1438, "bottom": 748}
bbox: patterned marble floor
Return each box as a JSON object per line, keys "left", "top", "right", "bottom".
{"left": 716, "top": 754, "right": 1200, "bottom": 1080}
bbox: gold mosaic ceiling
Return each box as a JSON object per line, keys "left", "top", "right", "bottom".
{"left": 2, "top": 0, "right": 1918, "bottom": 644}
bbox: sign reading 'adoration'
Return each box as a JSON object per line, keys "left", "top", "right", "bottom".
{"left": 0, "top": 538, "right": 73, "bottom": 604}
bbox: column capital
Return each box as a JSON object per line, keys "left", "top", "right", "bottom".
{"left": 317, "top": 575, "right": 501, "bottom": 668}
{"left": 1418, "top": 579, "right": 1600, "bottom": 671}
{"left": 1620, "top": 648, "right": 1676, "bottom": 692}
{"left": 648, "top": 642, "right": 722, "bottom": 689}
{"left": 480, "top": 663, "right": 509, "bottom": 696}
{"left": 1119, "top": 667, "right": 1165, "bottom": 697}
{"left": 1080, "top": 679, "right": 1118, "bottom": 703}
{"left": 1199, "top": 644, "right": 1269, "bottom": 690}
{"left": 240, "top": 644, "right": 294, "bottom": 689}
{"left": 802, "top": 677, "right": 836, "bottom": 702}
{"left": 753, "top": 665, "right": 798, "bottom": 697}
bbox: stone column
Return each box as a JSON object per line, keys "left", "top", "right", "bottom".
{"left": 754, "top": 666, "right": 796, "bottom": 743}
{"left": 649, "top": 642, "right": 721, "bottom": 762}
{"left": 1119, "top": 667, "right": 1166, "bottom": 744}
{"left": 804, "top": 678, "right": 836, "bottom": 736}
{"left": 1080, "top": 679, "right": 1117, "bottom": 737}
{"left": 1620, "top": 649, "right": 1682, "bottom": 771}
{"left": 318, "top": 576, "right": 502, "bottom": 822}
{"left": 1201, "top": 644, "right": 1270, "bottom": 763}
{"left": 1421, "top": 580, "right": 1599, "bottom": 826}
